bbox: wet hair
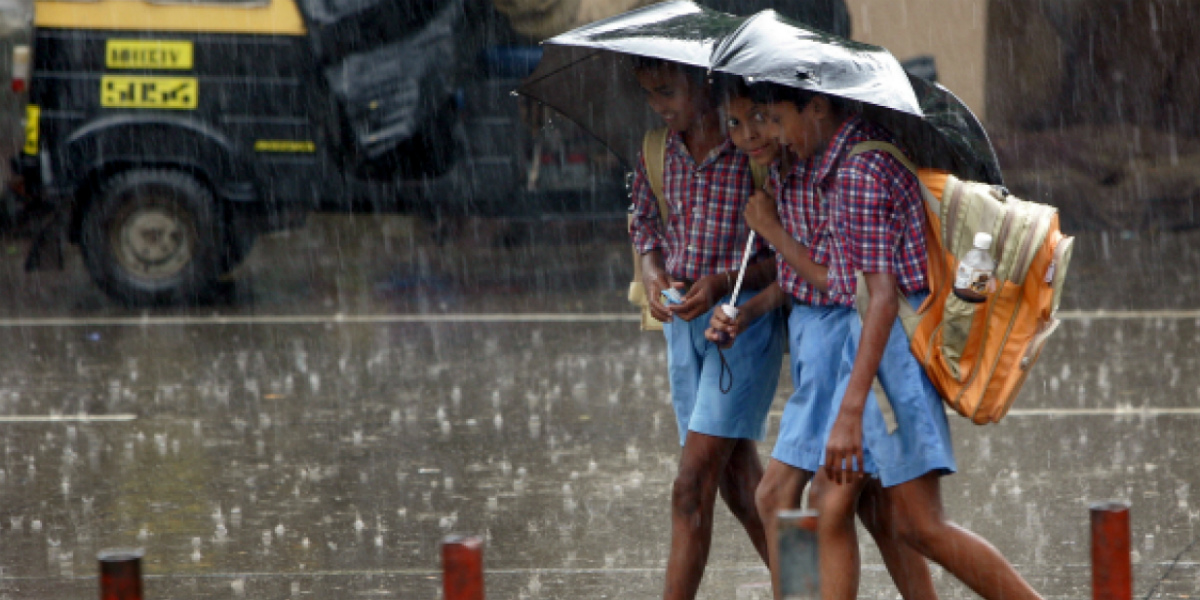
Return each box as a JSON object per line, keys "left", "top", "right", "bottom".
{"left": 745, "top": 80, "right": 855, "bottom": 116}
{"left": 629, "top": 55, "right": 708, "bottom": 87}
{"left": 710, "top": 73, "right": 752, "bottom": 103}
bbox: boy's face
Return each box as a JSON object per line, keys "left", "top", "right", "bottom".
{"left": 723, "top": 96, "right": 779, "bottom": 166}
{"left": 636, "top": 66, "right": 709, "bottom": 133}
{"left": 764, "top": 97, "right": 829, "bottom": 161}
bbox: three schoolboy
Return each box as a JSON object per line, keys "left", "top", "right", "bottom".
{"left": 630, "top": 55, "right": 1045, "bottom": 600}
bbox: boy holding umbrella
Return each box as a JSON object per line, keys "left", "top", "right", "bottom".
{"left": 628, "top": 56, "right": 784, "bottom": 600}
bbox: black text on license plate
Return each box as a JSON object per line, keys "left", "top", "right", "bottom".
{"left": 101, "top": 76, "right": 198, "bottom": 109}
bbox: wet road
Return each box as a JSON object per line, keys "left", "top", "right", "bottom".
{"left": 0, "top": 214, "right": 1197, "bottom": 599}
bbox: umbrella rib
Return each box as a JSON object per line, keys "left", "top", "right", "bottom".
{"left": 519, "top": 47, "right": 611, "bottom": 86}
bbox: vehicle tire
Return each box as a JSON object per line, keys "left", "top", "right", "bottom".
{"left": 80, "top": 169, "right": 228, "bottom": 306}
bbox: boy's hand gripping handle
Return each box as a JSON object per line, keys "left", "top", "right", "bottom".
{"left": 715, "top": 232, "right": 755, "bottom": 344}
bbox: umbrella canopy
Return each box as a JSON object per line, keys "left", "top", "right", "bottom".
{"left": 517, "top": 0, "right": 744, "bottom": 167}
{"left": 519, "top": 3, "right": 1002, "bottom": 184}
{"left": 711, "top": 9, "right": 1003, "bottom": 184}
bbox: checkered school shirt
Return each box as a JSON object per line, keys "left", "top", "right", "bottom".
{"left": 772, "top": 116, "right": 928, "bottom": 307}
{"left": 629, "top": 131, "right": 767, "bottom": 281}
{"left": 823, "top": 116, "right": 929, "bottom": 304}
{"left": 771, "top": 157, "right": 836, "bottom": 306}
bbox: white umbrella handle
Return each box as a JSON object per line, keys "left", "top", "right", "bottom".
{"left": 721, "top": 231, "right": 757, "bottom": 321}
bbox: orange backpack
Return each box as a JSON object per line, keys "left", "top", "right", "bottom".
{"left": 851, "top": 142, "right": 1075, "bottom": 425}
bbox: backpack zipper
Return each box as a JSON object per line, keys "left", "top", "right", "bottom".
{"left": 1047, "top": 235, "right": 1075, "bottom": 315}
{"left": 996, "top": 316, "right": 1062, "bottom": 421}
{"left": 1020, "top": 318, "right": 1061, "bottom": 370}
{"left": 950, "top": 283, "right": 1015, "bottom": 421}
{"left": 1011, "top": 207, "right": 1055, "bottom": 285}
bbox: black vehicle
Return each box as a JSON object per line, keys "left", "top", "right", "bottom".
{"left": 11, "top": 0, "right": 623, "bottom": 305}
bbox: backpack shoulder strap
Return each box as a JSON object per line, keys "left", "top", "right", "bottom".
{"left": 847, "top": 141, "right": 942, "bottom": 217}
{"left": 848, "top": 140, "right": 918, "bottom": 173}
{"left": 642, "top": 127, "right": 670, "bottom": 226}
{"left": 749, "top": 160, "right": 768, "bottom": 190}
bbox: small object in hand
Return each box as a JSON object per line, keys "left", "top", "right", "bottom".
{"left": 661, "top": 288, "right": 684, "bottom": 304}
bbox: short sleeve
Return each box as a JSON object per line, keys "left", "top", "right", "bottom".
{"left": 629, "top": 152, "right": 666, "bottom": 255}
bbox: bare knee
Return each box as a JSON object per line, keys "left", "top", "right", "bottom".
{"left": 894, "top": 510, "right": 945, "bottom": 554}
{"left": 755, "top": 463, "right": 808, "bottom": 523}
{"left": 754, "top": 474, "right": 781, "bottom": 521}
{"left": 812, "top": 479, "right": 862, "bottom": 534}
{"left": 719, "top": 443, "right": 762, "bottom": 520}
{"left": 672, "top": 465, "right": 718, "bottom": 520}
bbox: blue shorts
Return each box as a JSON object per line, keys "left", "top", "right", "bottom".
{"left": 822, "top": 294, "right": 958, "bottom": 487}
{"left": 771, "top": 304, "right": 853, "bottom": 471}
{"left": 663, "top": 288, "right": 785, "bottom": 446}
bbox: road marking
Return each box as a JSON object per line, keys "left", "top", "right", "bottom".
{"left": 1058, "top": 309, "right": 1200, "bottom": 320}
{"left": 3, "top": 560, "right": 1192, "bottom": 582}
{"left": 1004, "top": 407, "right": 1200, "bottom": 417}
{"left": 770, "top": 406, "right": 1200, "bottom": 419}
{"left": 0, "top": 308, "right": 1195, "bottom": 328}
{"left": 0, "top": 414, "right": 137, "bottom": 423}
{"left": 0, "top": 313, "right": 641, "bottom": 327}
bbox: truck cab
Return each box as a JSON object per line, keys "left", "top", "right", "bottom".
{"left": 12, "top": 0, "right": 622, "bottom": 305}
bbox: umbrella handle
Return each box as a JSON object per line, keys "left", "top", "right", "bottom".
{"left": 726, "top": 231, "right": 756, "bottom": 308}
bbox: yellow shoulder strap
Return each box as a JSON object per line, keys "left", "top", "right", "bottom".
{"left": 643, "top": 127, "right": 670, "bottom": 226}
{"left": 749, "top": 161, "right": 768, "bottom": 190}
{"left": 848, "top": 140, "right": 942, "bottom": 216}
{"left": 848, "top": 140, "right": 918, "bottom": 174}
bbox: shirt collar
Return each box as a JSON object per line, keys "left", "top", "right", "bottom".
{"left": 666, "top": 129, "right": 736, "bottom": 169}
{"left": 810, "top": 115, "right": 866, "bottom": 184}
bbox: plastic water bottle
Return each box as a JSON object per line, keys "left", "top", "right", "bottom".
{"left": 953, "top": 232, "right": 995, "bottom": 303}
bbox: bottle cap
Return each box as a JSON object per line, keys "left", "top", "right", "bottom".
{"left": 974, "top": 232, "right": 993, "bottom": 250}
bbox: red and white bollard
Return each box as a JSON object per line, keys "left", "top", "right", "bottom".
{"left": 442, "top": 535, "right": 485, "bottom": 600}
{"left": 98, "top": 548, "right": 144, "bottom": 600}
{"left": 1091, "top": 501, "right": 1132, "bottom": 600}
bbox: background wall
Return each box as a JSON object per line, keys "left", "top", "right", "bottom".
{"left": 844, "top": 0, "right": 989, "bottom": 119}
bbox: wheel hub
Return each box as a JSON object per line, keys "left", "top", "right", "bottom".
{"left": 115, "top": 207, "right": 193, "bottom": 278}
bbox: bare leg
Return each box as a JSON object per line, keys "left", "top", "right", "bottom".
{"left": 856, "top": 479, "right": 940, "bottom": 600}
{"left": 811, "top": 470, "right": 868, "bottom": 600}
{"left": 884, "top": 473, "right": 1043, "bottom": 600}
{"left": 754, "top": 459, "right": 812, "bottom": 600}
{"left": 718, "top": 439, "right": 769, "bottom": 564}
{"left": 663, "top": 431, "right": 738, "bottom": 600}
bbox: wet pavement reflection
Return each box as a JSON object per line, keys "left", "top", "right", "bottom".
{"left": 0, "top": 215, "right": 1197, "bottom": 598}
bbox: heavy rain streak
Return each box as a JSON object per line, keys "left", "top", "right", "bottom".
{"left": 0, "top": 0, "right": 1196, "bottom": 599}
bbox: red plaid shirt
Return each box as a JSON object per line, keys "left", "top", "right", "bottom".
{"left": 772, "top": 116, "right": 927, "bottom": 306}
{"left": 824, "top": 116, "right": 929, "bottom": 303}
{"left": 771, "top": 158, "right": 838, "bottom": 306}
{"left": 629, "top": 131, "right": 768, "bottom": 281}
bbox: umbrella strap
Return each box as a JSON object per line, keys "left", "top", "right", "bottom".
{"left": 717, "top": 344, "right": 733, "bottom": 395}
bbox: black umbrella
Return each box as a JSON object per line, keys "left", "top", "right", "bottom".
{"left": 517, "top": 0, "right": 744, "bottom": 168}
{"left": 710, "top": 9, "right": 1003, "bottom": 184}
{"left": 519, "top": 3, "right": 1002, "bottom": 184}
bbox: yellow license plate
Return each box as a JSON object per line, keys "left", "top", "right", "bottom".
{"left": 106, "top": 40, "right": 194, "bottom": 70}
{"left": 101, "top": 76, "right": 198, "bottom": 109}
